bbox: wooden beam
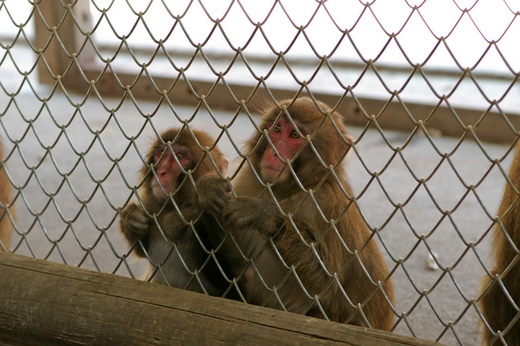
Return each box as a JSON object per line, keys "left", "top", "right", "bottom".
{"left": 0, "top": 253, "right": 440, "bottom": 345}
{"left": 64, "top": 69, "right": 519, "bottom": 144}
{"left": 34, "top": 0, "right": 92, "bottom": 86}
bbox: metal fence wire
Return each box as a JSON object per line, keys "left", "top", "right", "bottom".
{"left": 1, "top": 0, "right": 520, "bottom": 345}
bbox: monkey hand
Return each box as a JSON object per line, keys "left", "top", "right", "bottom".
{"left": 223, "top": 197, "right": 284, "bottom": 238}
{"left": 197, "top": 174, "right": 231, "bottom": 217}
{"left": 120, "top": 202, "right": 150, "bottom": 242}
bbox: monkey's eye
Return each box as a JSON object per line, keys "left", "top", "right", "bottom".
{"left": 272, "top": 124, "right": 282, "bottom": 133}
{"left": 290, "top": 130, "right": 299, "bottom": 139}
{"left": 153, "top": 149, "right": 167, "bottom": 163}
{"left": 176, "top": 152, "right": 185, "bottom": 161}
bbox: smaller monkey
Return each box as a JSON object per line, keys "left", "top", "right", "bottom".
{"left": 119, "top": 127, "right": 233, "bottom": 297}
{"left": 478, "top": 141, "right": 520, "bottom": 346}
{"left": 0, "top": 138, "right": 14, "bottom": 252}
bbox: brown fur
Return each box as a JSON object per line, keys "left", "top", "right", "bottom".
{"left": 0, "top": 139, "right": 13, "bottom": 251}
{"left": 119, "top": 127, "right": 233, "bottom": 297}
{"left": 200, "top": 98, "right": 395, "bottom": 330}
{"left": 479, "top": 141, "right": 520, "bottom": 345}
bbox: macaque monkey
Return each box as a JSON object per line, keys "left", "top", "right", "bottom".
{"left": 0, "top": 139, "right": 14, "bottom": 252}
{"left": 119, "top": 127, "right": 233, "bottom": 297}
{"left": 199, "top": 97, "right": 395, "bottom": 330}
{"left": 478, "top": 141, "right": 520, "bottom": 345}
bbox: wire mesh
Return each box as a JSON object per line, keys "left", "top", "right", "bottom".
{"left": 1, "top": 0, "right": 520, "bottom": 345}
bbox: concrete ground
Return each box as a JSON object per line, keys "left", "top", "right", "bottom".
{"left": 1, "top": 86, "right": 512, "bottom": 345}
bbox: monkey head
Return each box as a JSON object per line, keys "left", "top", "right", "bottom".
{"left": 249, "top": 97, "right": 353, "bottom": 187}
{"left": 142, "top": 128, "right": 228, "bottom": 204}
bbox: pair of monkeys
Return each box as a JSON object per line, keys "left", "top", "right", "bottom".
{"left": 119, "top": 97, "right": 395, "bottom": 330}
{"left": 118, "top": 97, "right": 520, "bottom": 340}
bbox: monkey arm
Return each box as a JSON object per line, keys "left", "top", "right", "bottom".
{"left": 121, "top": 201, "right": 206, "bottom": 255}
{"left": 222, "top": 196, "right": 335, "bottom": 305}
{"left": 119, "top": 202, "right": 151, "bottom": 257}
{"left": 197, "top": 174, "right": 231, "bottom": 217}
{"left": 216, "top": 196, "right": 288, "bottom": 271}
{"left": 154, "top": 207, "right": 204, "bottom": 243}
{"left": 223, "top": 197, "right": 286, "bottom": 239}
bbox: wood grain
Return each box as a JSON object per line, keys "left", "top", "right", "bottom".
{"left": 0, "top": 253, "right": 441, "bottom": 345}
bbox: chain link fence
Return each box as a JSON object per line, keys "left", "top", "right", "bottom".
{"left": 1, "top": 0, "right": 520, "bottom": 344}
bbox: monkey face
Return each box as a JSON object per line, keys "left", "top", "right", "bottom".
{"left": 150, "top": 144, "right": 192, "bottom": 200}
{"left": 260, "top": 118, "right": 307, "bottom": 184}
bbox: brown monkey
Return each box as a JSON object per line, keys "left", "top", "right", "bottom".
{"left": 119, "top": 127, "right": 234, "bottom": 297}
{"left": 478, "top": 141, "right": 520, "bottom": 345}
{"left": 0, "top": 139, "right": 14, "bottom": 252}
{"left": 199, "top": 97, "right": 395, "bottom": 330}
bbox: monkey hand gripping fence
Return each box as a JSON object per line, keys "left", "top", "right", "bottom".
{"left": 0, "top": 1, "right": 519, "bottom": 345}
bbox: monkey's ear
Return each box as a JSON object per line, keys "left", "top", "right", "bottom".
{"left": 345, "top": 131, "right": 355, "bottom": 146}
{"left": 219, "top": 156, "right": 230, "bottom": 176}
{"left": 332, "top": 131, "right": 355, "bottom": 164}
{"left": 344, "top": 132, "right": 356, "bottom": 159}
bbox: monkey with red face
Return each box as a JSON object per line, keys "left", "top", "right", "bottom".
{"left": 120, "top": 127, "right": 234, "bottom": 297}
{"left": 199, "top": 97, "right": 395, "bottom": 330}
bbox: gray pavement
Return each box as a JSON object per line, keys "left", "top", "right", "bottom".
{"left": 2, "top": 88, "right": 511, "bottom": 345}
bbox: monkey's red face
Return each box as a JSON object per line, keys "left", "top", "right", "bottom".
{"left": 151, "top": 145, "right": 191, "bottom": 199}
{"left": 260, "top": 118, "right": 306, "bottom": 183}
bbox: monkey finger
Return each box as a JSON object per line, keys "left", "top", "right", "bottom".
{"left": 127, "top": 210, "right": 148, "bottom": 225}
{"left": 198, "top": 179, "right": 231, "bottom": 215}
{"left": 222, "top": 198, "right": 257, "bottom": 228}
{"left": 126, "top": 213, "right": 149, "bottom": 238}
{"left": 129, "top": 223, "right": 149, "bottom": 238}
{"left": 223, "top": 198, "right": 282, "bottom": 237}
{"left": 198, "top": 174, "right": 230, "bottom": 193}
{"left": 214, "top": 188, "right": 231, "bottom": 207}
{"left": 128, "top": 217, "right": 148, "bottom": 230}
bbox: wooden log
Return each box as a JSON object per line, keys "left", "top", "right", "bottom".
{"left": 0, "top": 253, "right": 439, "bottom": 345}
